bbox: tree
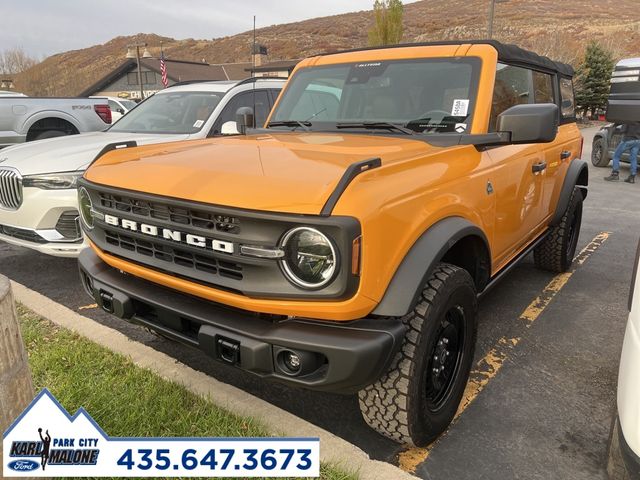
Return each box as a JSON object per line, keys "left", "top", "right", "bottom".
{"left": 368, "top": 0, "right": 403, "bottom": 47}
{"left": 0, "top": 47, "right": 38, "bottom": 75}
{"left": 574, "top": 41, "right": 615, "bottom": 117}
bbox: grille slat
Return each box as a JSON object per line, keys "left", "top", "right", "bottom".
{"left": 0, "top": 168, "right": 23, "bottom": 210}
{"left": 104, "top": 229, "right": 243, "bottom": 280}
{"left": 98, "top": 192, "right": 240, "bottom": 234}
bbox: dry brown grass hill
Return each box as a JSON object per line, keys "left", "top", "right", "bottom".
{"left": 15, "top": 0, "right": 640, "bottom": 96}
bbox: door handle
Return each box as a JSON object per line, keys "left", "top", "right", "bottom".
{"left": 561, "top": 150, "right": 571, "bottom": 160}
{"left": 532, "top": 161, "right": 547, "bottom": 173}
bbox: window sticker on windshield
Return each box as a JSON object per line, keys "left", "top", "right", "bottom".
{"left": 193, "top": 120, "right": 204, "bottom": 128}
{"left": 451, "top": 99, "right": 470, "bottom": 116}
{"left": 455, "top": 123, "right": 467, "bottom": 133}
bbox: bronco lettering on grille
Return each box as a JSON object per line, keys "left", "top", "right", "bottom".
{"left": 103, "top": 213, "right": 234, "bottom": 254}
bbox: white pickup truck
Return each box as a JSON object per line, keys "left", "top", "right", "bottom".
{"left": 0, "top": 78, "right": 285, "bottom": 257}
{"left": 0, "top": 96, "right": 112, "bottom": 147}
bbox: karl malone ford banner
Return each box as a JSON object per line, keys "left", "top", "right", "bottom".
{"left": 3, "top": 389, "right": 320, "bottom": 477}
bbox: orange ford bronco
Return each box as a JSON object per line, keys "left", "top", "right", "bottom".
{"left": 78, "top": 40, "right": 587, "bottom": 446}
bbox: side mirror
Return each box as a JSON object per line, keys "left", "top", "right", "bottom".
{"left": 220, "top": 121, "right": 240, "bottom": 135}
{"left": 117, "top": 108, "right": 125, "bottom": 114}
{"left": 235, "top": 107, "right": 255, "bottom": 135}
{"left": 497, "top": 103, "right": 559, "bottom": 144}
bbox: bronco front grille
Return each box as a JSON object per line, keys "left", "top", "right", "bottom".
{"left": 104, "top": 229, "right": 243, "bottom": 281}
{"left": 81, "top": 182, "right": 359, "bottom": 300}
{"left": 98, "top": 192, "right": 240, "bottom": 234}
{"left": 0, "top": 168, "right": 23, "bottom": 210}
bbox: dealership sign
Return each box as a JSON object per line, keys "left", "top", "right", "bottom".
{"left": 3, "top": 389, "right": 319, "bottom": 477}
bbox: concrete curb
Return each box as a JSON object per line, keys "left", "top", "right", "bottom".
{"left": 12, "top": 280, "right": 418, "bottom": 480}
{"left": 1, "top": 276, "right": 35, "bottom": 480}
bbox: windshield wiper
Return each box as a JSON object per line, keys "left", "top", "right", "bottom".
{"left": 336, "top": 122, "right": 414, "bottom": 135}
{"left": 268, "top": 120, "right": 311, "bottom": 132}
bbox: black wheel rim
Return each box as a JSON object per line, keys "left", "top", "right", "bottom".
{"left": 425, "top": 305, "right": 466, "bottom": 412}
{"left": 593, "top": 144, "right": 602, "bottom": 162}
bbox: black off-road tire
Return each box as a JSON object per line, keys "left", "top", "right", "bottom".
{"left": 592, "top": 137, "right": 611, "bottom": 167}
{"left": 534, "top": 188, "right": 583, "bottom": 273}
{"left": 608, "top": 417, "right": 631, "bottom": 480}
{"left": 358, "top": 263, "right": 477, "bottom": 446}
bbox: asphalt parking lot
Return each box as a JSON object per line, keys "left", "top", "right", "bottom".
{"left": 1, "top": 126, "right": 638, "bottom": 479}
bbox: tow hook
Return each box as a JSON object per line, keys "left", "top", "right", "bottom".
{"left": 216, "top": 337, "right": 241, "bottom": 365}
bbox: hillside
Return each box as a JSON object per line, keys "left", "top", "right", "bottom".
{"left": 15, "top": 0, "right": 640, "bottom": 96}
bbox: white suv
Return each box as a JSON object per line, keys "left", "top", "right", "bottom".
{"left": 0, "top": 78, "right": 284, "bottom": 257}
{"left": 609, "top": 239, "right": 640, "bottom": 479}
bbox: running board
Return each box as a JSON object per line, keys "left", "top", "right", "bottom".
{"left": 478, "top": 231, "right": 550, "bottom": 301}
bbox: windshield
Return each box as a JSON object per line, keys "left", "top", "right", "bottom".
{"left": 109, "top": 91, "right": 223, "bottom": 134}
{"left": 269, "top": 58, "right": 480, "bottom": 134}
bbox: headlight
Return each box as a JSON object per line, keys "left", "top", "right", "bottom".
{"left": 78, "top": 187, "right": 94, "bottom": 229}
{"left": 22, "top": 171, "right": 83, "bottom": 190}
{"left": 280, "top": 227, "right": 338, "bottom": 289}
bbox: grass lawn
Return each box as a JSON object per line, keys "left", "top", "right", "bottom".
{"left": 18, "top": 304, "right": 357, "bottom": 480}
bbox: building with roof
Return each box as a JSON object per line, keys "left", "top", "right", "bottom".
{"left": 80, "top": 47, "right": 299, "bottom": 100}
{"left": 79, "top": 58, "right": 253, "bottom": 99}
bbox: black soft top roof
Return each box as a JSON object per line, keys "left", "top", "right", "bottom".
{"left": 320, "top": 39, "right": 575, "bottom": 77}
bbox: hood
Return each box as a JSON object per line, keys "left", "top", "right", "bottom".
{"left": 0, "top": 131, "right": 190, "bottom": 176}
{"left": 84, "top": 132, "right": 441, "bottom": 215}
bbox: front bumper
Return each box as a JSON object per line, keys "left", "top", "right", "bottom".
{"left": 618, "top": 315, "right": 640, "bottom": 467}
{"left": 0, "top": 187, "right": 85, "bottom": 257}
{"left": 78, "top": 248, "right": 405, "bottom": 393}
{"left": 617, "top": 416, "right": 640, "bottom": 478}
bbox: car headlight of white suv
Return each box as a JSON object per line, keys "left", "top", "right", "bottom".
{"left": 22, "top": 171, "right": 84, "bottom": 190}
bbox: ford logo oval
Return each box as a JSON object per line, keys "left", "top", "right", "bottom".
{"left": 8, "top": 459, "right": 39, "bottom": 471}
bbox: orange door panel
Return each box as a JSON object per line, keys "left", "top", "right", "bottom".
{"left": 488, "top": 143, "right": 546, "bottom": 270}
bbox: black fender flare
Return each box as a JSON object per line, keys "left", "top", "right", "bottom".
{"left": 550, "top": 159, "right": 588, "bottom": 226}
{"left": 372, "top": 217, "right": 489, "bottom": 317}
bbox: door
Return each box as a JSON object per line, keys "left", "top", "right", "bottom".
{"left": 536, "top": 73, "right": 579, "bottom": 222}
{"left": 488, "top": 64, "right": 547, "bottom": 269}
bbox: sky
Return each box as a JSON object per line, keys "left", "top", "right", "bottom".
{"left": 2, "top": 0, "right": 418, "bottom": 59}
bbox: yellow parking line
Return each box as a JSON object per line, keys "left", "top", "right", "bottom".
{"left": 78, "top": 303, "right": 98, "bottom": 310}
{"left": 398, "top": 231, "right": 610, "bottom": 472}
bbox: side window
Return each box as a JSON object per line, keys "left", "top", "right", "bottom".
{"left": 532, "top": 71, "right": 554, "bottom": 104}
{"left": 211, "top": 90, "right": 270, "bottom": 134}
{"left": 559, "top": 77, "right": 576, "bottom": 119}
{"left": 269, "top": 89, "right": 282, "bottom": 104}
{"left": 108, "top": 100, "right": 120, "bottom": 112}
{"left": 489, "top": 64, "right": 532, "bottom": 131}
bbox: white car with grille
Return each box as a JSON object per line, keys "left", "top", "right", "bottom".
{"left": 0, "top": 78, "right": 284, "bottom": 257}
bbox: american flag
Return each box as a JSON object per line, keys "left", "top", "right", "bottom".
{"left": 160, "top": 51, "right": 168, "bottom": 88}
